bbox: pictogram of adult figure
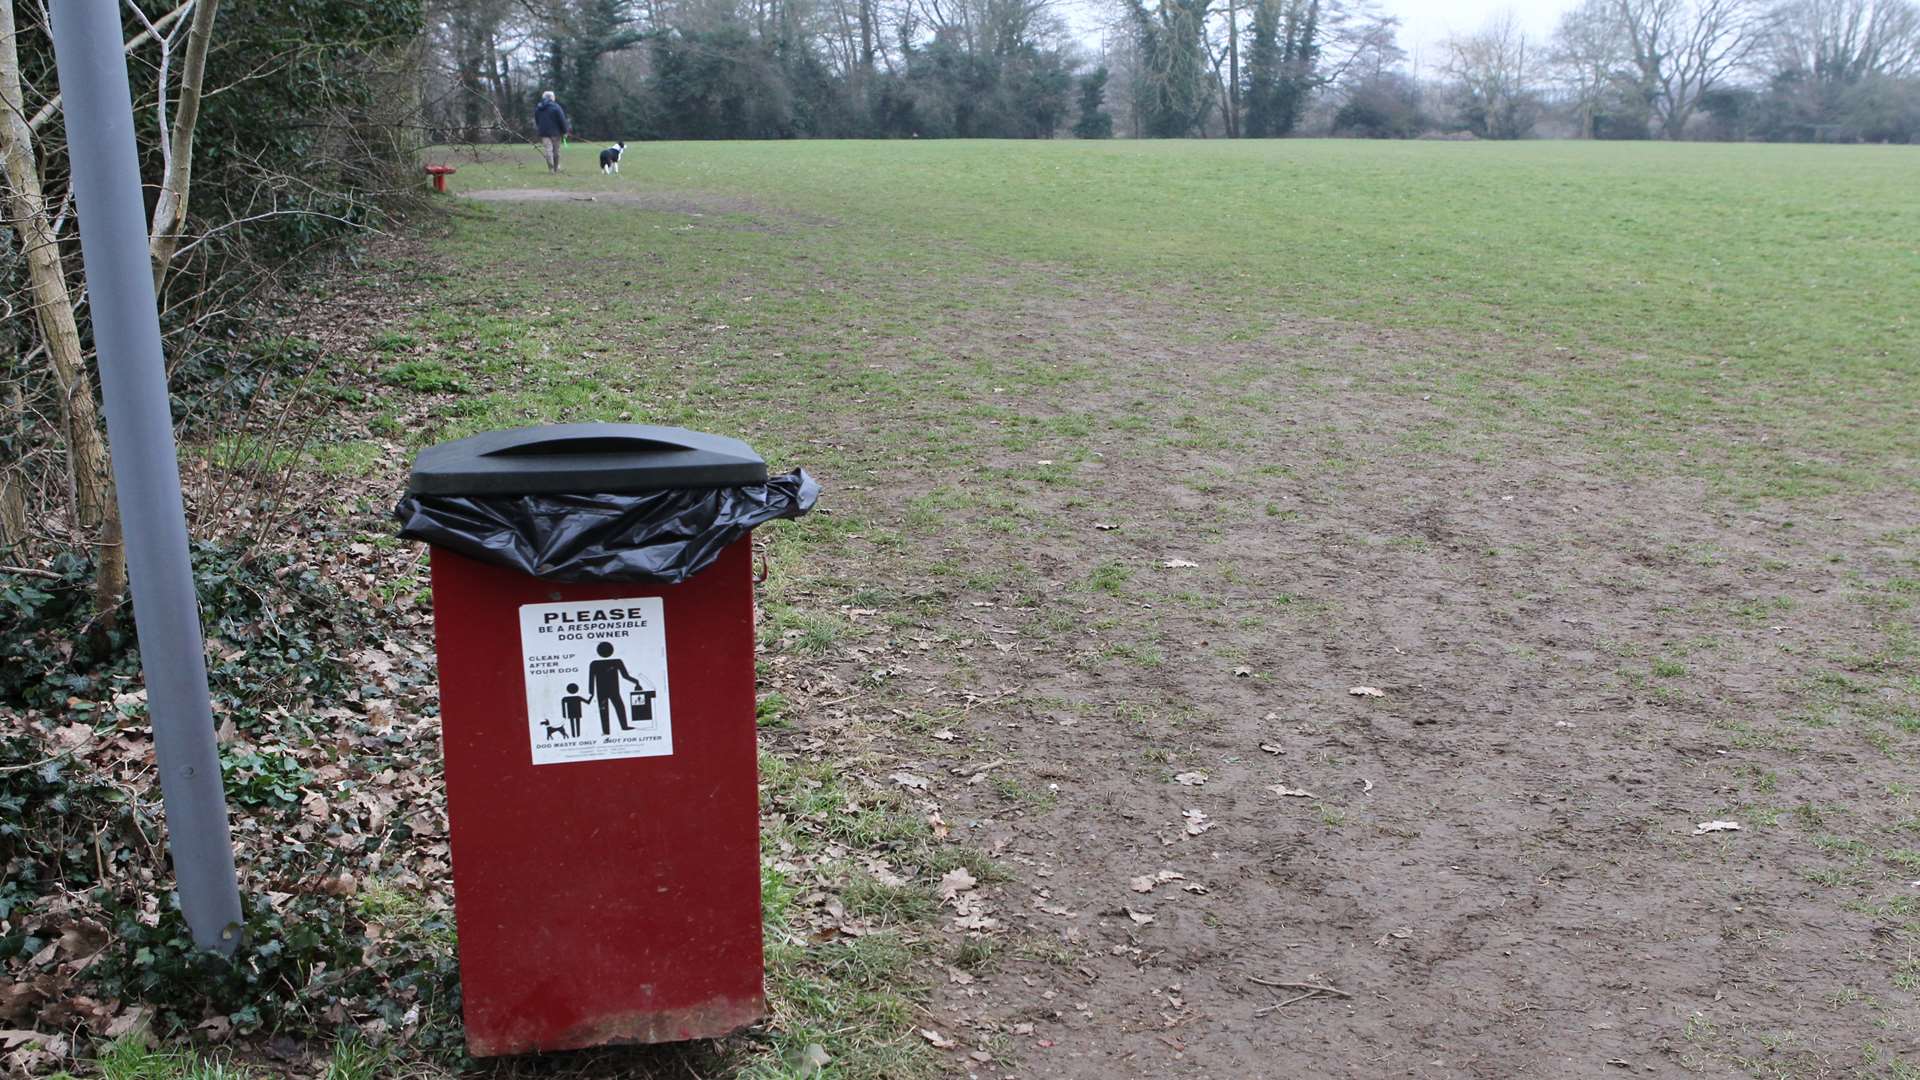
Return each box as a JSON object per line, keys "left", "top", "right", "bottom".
{"left": 587, "top": 641, "right": 641, "bottom": 734}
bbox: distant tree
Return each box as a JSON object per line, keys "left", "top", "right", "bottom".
{"left": 1757, "top": 0, "right": 1920, "bottom": 135}
{"left": 540, "top": 0, "right": 647, "bottom": 136}
{"left": 1003, "top": 44, "right": 1076, "bottom": 135}
{"left": 1614, "top": 0, "right": 1770, "bottom": 138}
{"left": 1443, "top": 12, "right": 1541, "bottom": 138}
{"left": 1768, "top": 0, "right": 1920, "bottom": 84}
{"left": 649, "top": 22, "right": 796, "bottom": 138}
{"left": 1697, "top": 83, "right": 1761, "bottom": 134}
{"left": 1330, "top": 4, "right": 1406, "bottom": 82}
{"left": 864, "top": 20, "right": 1073, "bottom": 138}
{"left": 1128, "top": 0, "right": 1213, "bottom": 135}
{"left": 1243, "top": 0, "right": 1284, "bottom": 133}
{"left": 1332, "top": 70, "right": 1426, "bottom": 135}
{"left": 1551, "top": 0, "right": 1639, "bottom": 136}
{"left": 428, "top": 0, "right": 520, "bottom": 142}
{"left": 1074, "top": 66, "right": 1116, "bottom": 136}
{"left": 1838, "top": 70, "right": 1920, "bottom": 136}
{"left": 1243, "top": 0, "right": 1320, "bottom": 135}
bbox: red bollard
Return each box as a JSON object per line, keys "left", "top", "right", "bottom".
{"left": 407, "top": 426, "right": 778, "bottom": 1056}
{"left": 424, "top": 164, "right": 456, "bottom": 193}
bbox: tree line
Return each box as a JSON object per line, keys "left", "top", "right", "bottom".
{"left": 427, "top": 0, "right": 1081, "bottom": 140}
{"left": 423, "top": 0, "right": 1920, "bottom": 141}
{"left": 1441, "top": 0, "right": 1920, "bottom": 141}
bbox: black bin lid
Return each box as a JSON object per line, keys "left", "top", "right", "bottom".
{"left": 406, "top": 423, "right": 767, "bottom": 496}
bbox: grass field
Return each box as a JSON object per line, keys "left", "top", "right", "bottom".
{"left": 440, "top": 139, "right": 1920, "bottom": 500}
{"left": 141, "top": 139, "right": 1920, "bottom": 1078}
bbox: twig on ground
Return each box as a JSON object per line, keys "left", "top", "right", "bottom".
{"left": 925, "top": 688, "right": 1019, "bottom": 725}
{"left": 1256, "top": 990, "right": 1322, "bottom": 1014}
{"left": 1246, "top": 975, "right": 1351, "bottom": 996}
{"left": 1248, "top": 975, "right": 1353, "bottom": 1016}
{"left": 0, "top": 751, "right": 68, "bottom": 774}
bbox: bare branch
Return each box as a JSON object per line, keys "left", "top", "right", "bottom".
{"left": 27, "top": 0, "right": 195, "bottom": 132}
{"left": 148, "top": 0, "right": 223, "bottom": 291}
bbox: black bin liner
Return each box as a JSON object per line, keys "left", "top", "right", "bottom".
{"left": 394, "top": 423, "right": 817, "bottom": 584}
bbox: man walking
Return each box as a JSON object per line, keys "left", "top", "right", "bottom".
{"left": 534, "top": 90, "right": 570, "bottom": 173}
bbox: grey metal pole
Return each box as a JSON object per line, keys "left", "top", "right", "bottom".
{"left": 48, "top": 0, "right": 243, "bottom": 954}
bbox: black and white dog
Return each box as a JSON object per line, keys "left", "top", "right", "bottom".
{"left": 599, "top": 141, "right": 626, "bottom": 174}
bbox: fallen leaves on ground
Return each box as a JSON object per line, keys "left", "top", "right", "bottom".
{"left": 1182, "top": 808, "right": 1213, "bottom": 836}
{"left": 1130, "top": 870, "right": 1185, "bottom": 893}
{"left": 938, "top": 867, "right": 978, "bottom": 901}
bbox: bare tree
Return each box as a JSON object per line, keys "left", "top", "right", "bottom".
{"left": 1314, "top": 0, "right": 1401, "bottom": 87}
{"left": 1551, "top": 0, "right": 1633, "bottom": 136}
{"left": 144, "top": 0, "right": 224, "bottom": 291}
{"left": 0, "top": 0, "right": 228, "bottom": 621}
{"left": 1615, "top": 0, "right": 1769, "bottom": 137}
{"left": 1768, "top": 0, "right": 1920, "bottom": 83}
{"left": 0, "top": 1, "right": 124, "bottom": 614}
{"left": 1443, "top": 10, "right": 1540, "bottom": 138}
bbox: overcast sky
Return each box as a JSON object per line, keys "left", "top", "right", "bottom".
{"left": 1062, "top": 1, "right": 1574, "bottom": 76}
{"left": 1382, "top": 1, "right": 1566, "bottom": 75}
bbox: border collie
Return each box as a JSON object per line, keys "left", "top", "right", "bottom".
{"left": 599, "top": 141, "right": 626, "bottom": 174}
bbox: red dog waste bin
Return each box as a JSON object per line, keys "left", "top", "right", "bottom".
{"left": 397, "top": 424, "right": 815, "bottom": 1056}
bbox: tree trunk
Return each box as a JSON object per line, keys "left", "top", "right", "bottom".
{"left": 0, "top": 470, "right": 25, "bottom": 555}
{"left": 148, "top": 0, "right": 222, "bottom": 294}
{"left": 487, "top": 34, "right": 511, "bottom": 138}
{"left": 1228, "top": 0, "right": 1240, "bottom": 137}
{"left": 859, "top": 0, "right": 876, "bottom": 86}
{"left": 0, "top": 0, "right": 127, "bottom": 620}
{"left": 0, "top": 384, "right": 26, "bottom": 554}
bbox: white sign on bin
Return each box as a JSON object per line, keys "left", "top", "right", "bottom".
{"left": 518, "top": 597, "right": 673, "bottom": 764}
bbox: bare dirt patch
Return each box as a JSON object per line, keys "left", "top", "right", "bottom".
{"left": 759, "top": 288, "right": 1920, "bottom": 1077}
{"left": 310, "top": 199, "right": 1917, "bottom": 1078}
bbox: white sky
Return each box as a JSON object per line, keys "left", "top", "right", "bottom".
{"left": 1061, "top": 0, "right": 1575, "bottom": 76}
{"left": 1382, "top": 1, "right": 1567, "bottom": 76}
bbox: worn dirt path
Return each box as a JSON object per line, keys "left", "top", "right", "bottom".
{"left": 760, "top": 289, "right": 1920, "bottom": 1078}
{"left": 397, "top": 185, "right": 1920, "bottom": 1078}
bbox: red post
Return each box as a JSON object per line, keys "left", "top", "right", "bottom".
{"left": 427, "top": 540, "right": 766, "bottom": 1056}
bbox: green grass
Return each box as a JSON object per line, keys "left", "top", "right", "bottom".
{"left": 53, "top": 1037, "right": 397, "bottom": 1080}
{"left": 307, "top": 439, "right": 384, "bottom": 476}
{"left": 446, "top": 139, "right": 1920, "bottom": 498}
{"left": 381, "top": 358, "right": 468, "bottom": 394}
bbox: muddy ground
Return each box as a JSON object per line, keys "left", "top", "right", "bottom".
{"left": 325, "top": 185, "right": 1920, "bottom": 1079}
{"left": 743, "top": 288, "right": 1920, "bottom": 1077}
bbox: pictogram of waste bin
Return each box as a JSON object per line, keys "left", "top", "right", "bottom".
{"left": 395, "top": 424, "right": 817, "bottom": 1057}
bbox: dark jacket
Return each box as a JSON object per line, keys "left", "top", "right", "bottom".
{"left": 534, "top": 99, "right": 570, "bottom": 137}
